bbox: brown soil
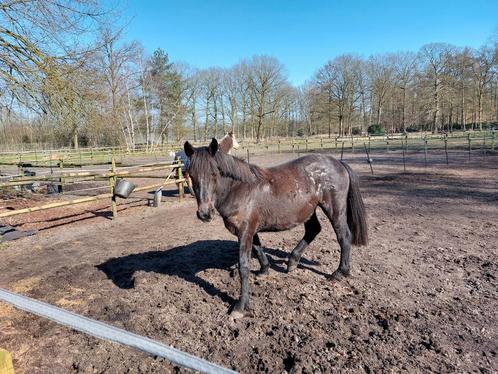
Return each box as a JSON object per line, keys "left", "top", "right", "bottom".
{"left": 0, "top": 151, "right": 497, "bottom": 373}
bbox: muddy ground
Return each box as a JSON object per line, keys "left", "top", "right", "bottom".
{"left": 0, "top": 149, "right": 497, "bottom": 373}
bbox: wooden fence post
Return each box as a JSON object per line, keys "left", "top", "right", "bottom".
{"left": 17, "top": 152, "right": 23, "bottom": 180}
{"left": 278, "top": 140, "right": 281, "bottom": 153}
{"left": 109, "top": 157, "right": 117, "bottom": 219}
{"left": 340, "top": 142, "right": 345, "bottom": 160}
{"left": 48, "top": 149, "right": 53, "bottom": 173}
{"left": 467, "top": 133, "right": 471, "bottom": 160}
{"left": 364, "top": 143, "right": 374, "bottom": 175}
{"left": 444, "top": 135, "right": 449, "bottom": 165}
{"left": 176, "top": 158, "right": 184, "bottom": 201}
{"left": 58, "top": 159, "right": 65, "bottom": 193}
{"left": 424, "top": 136, "right": 428, "bottom": 168}
{"left": 402, "top": 139, "right": 406, "bottom": 173}
{"left": 491, "top": 131, "right": 495, "bottom": 152}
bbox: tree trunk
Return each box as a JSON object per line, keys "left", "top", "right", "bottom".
{"left": 213, "top": 97, "right": 218, "bottom": 138}
{"left": 192, "top": 101, "right": 197, "bottom": 142}
{"left": 204, "top": 96, "right": 209, "bottom": 141}
{"left": 461, "top": 83, "right": 466, "bottom": 131}
{"left": 477, "top": 88, "right": 483, "bottom": 131}
{"left": 449, "top": 102, "right": 453, "bottom": 132}
{"left": 376, "top": 101, "right": 382, "bottom": 126}
{"left": 401, "top": 86, "right": 406, "bottom": 132}
{"left": 361, "top": 91, "right": 367, "bottom": 134}
{"left": 433, "top": 76, "right": 440, "bottom": 133}
{"left": 219, "top": 95, "right": 226, "bottom": 135}
{"left": 256, "top": 115, "right": 263, "bottom": 142}
{"left": 327, "top": 94, "right": 332, "bottom": 138}
{"left": 73, "top": 131, "right": 79, "bottom": 149}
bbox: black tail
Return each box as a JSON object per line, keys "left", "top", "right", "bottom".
{"left": 341, "top": 162, "right": 368, "bottom": 246}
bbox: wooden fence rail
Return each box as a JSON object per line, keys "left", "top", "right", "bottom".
{"left": 0, "top": 159, "right": 186, "bottom": 220}
{"left": 1, "top": 130, "right": 495, "bottom": 165}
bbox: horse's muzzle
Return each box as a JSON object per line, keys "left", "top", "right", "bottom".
{"left": 197, "top": 209, "right": 215, "bottom": 222}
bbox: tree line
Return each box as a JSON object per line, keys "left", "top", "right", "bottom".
{"left": 1, "top": 1, "right": 497, "bottom": 149}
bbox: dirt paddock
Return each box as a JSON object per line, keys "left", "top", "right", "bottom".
{"left": 0, "top": 150, "right": 497, "bottom": 373}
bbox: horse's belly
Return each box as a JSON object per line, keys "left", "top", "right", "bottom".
{"left": 257, "top": 195, "right": 317, "bottom": 232}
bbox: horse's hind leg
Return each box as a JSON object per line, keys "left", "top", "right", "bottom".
{"left": 252, "top": 234, "right": 269, "bottom": 275}
{"left": 320, "top": 194, "right": 352, "bottom": 280}
{"left": 287, "top": 212, "right": 321, "bottom": 273}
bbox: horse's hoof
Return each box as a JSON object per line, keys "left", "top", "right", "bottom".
{"left": 229, "top": 301, "right": 252, "bottom": 319}
{"left": 287, "top": 262, "right": 297, "bottom": 273}
{"left": 255, "top": 267, "right": 269, "bottom": 277}
{"left": 329, "top": 270, "right": 350, "bottom": 282}
{"left": 230, "top": 309, "right": 246, "bottom": 320}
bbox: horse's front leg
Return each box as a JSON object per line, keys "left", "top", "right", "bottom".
{"left": 231, "top": 224, "right": 255, "bottom": 319}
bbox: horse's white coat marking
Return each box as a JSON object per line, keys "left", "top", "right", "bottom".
{"left": 305, "top": 164, "right": 336, "bottom": 192}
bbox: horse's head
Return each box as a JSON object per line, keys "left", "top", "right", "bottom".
{"left": 184, "top": 138, "right": 220, "bottom": 222}
{"left": 229, "top": 132, "right": 240, "bottom": 150}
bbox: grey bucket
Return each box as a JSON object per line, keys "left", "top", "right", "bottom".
{"left": 114, "top": 179, "right": 136, "bottom": 198}
{"left": 153, "top": 188, "right": 162, "bottom": 207}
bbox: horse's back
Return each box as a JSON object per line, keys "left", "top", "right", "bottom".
{"left": 269, "top": 154, "right": 348, "bottom": 188}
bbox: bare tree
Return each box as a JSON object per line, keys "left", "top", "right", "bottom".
{"left": 392, "top": 52, "right": 418, "bottom": 132}
{"left": 0, "top": 0, "right": 106, "bottom": 112}
{"left": 367, "top": 54, "right": 396, "bottom": 129}
{"left": 95, "top": 28, "right": 142, "bottom": 150}
{"left": 419, "top": 43, "right": 455, "bottom": 132}
{"left": 248, "top": 56, "right": 287, "bottom": 142}
{"left": 315, "top": 55, "right": 361, "bottom": 137}
{"left": 471, "top": 45, "right": 497, "bottom": 130}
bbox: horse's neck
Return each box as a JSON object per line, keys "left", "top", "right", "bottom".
{"left": 214, "top": 177, "right": 238, "bottom": 217}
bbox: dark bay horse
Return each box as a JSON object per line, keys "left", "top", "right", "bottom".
{"left": 184, "top": 138, "right": 368, "bottom": 318}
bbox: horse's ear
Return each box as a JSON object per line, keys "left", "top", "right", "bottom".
{"left": 208, "top": 138, "right": 218, "bottom": 156}
{"left": 184, "top": 141, "right": 195, "bottom": 157}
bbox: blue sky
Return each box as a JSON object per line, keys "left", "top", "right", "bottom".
{"left": 118, "top": 0, "right": 498, "bottom": 85}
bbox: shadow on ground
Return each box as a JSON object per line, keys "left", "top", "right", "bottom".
{"left": 96, "top": 240, "right": 322, "bottom": 306}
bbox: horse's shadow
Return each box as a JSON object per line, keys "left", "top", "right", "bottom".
{"left": 96, "top": 240, "right": 322, "bottom": 306}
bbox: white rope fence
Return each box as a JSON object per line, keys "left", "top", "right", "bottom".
{"left": 0, "top": 288, "right": 236, "bottom": 374}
